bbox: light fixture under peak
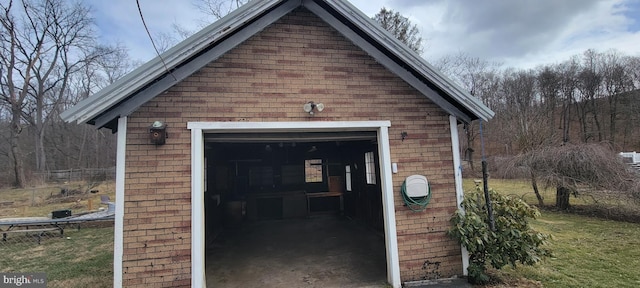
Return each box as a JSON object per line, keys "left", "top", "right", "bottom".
{"left": 303, "top": 101, "right": 324, "bottom": 115}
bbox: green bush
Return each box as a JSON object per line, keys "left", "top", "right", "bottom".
{"left": 449, "top": 187, "right": 552, "bottom": 284}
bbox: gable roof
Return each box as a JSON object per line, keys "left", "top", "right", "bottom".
{"left": 61, "top": 0, "right": 494, "bottom": 131}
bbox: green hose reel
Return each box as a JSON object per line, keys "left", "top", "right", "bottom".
{"left": 401, "top": 175, "right": 431, "bottom": 212}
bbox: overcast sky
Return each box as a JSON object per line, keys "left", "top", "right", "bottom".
{"left": 88, "top": 0, "right": 640, "bottom": 70}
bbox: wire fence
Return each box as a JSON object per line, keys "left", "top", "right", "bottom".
{"left": 33, "top": 167, "right": 116, "bottom": 183}
{"left": 0, "top": 219, "right": 114, "bottom": 288}
{"left": 0, "top": 180, "right": 116, "bottom": 288}
{"left": 1, "top": 167, "right": 116, "bottom": 189}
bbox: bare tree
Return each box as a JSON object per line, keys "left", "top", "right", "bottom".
{"left": 600, "top": 50, "right": 635, "bottom": 145}
{"left": 501, "top": 69, "right": 540, "bottom": 146}
{"left": 152, "top": 31, "right": 179, "bottom": 54}
{"left": 193, "top": 0, "right": 249, "bottom": 20}
{"left": 0, "top": 0, "right": 115, "bottom": 187}
{"left": 618, "top": 56, "right": 640, "bottom": 150}
{"left": 56, "top": 45, "right": 130, "bottom": 170}
{"left": 28, "top": 1, "right": 102, "bottom": 173}
{"left": 432, "top": 50, "right": 639, "bottom": 207}
{"left": 537, "top": 65, "right": 561, "bottom": 137}
{"left": 435, "top": 52, "right": 502, "bottom": 171}
{"left": 628, "top": 55, "right": 640, "bottom": 89}
{"left": 372, "top": 7, "right": 423, "bottom": 54}
{"left": 0, "top": 0, "right": 38, "bottom": 187}
{"left": 161, "top": 0, "right": 247, "bottom": 46}
{"left": 436, "top": 52, "right": 503, "bottom": 109}
{"left": 575, "top": 49, "right": 604, "bottom": 142}
{"left": 511, "top": 143, "right": 639, "bottom": 209}
{"left": 501, "top": 69, "right": 560, "bottom": 205}
{"left": 557, "top": 57, "right": 579, "bottom": 144}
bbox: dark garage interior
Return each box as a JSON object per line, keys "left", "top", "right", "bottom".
{"left": 203, "top": 132, "right": 388, "bottom": 287}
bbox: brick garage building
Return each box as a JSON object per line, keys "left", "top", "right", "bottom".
{"left": 62, "top": 0, "right": 493, "bottom": 287}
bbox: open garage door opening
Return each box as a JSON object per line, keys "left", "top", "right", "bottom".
{"left": 203, "top": 132, "right": 388, "bottom": 287}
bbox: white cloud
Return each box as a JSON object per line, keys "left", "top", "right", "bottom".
{"left": 88, "top": 0, "right": 208, "bottom": 62}
{"left": 87, "top": 0, "right": 640, "bottom": 69}
{"left": 353, "top": 0, "right": 640, "bottom": 68}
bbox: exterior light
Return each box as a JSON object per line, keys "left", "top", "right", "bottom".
{"left": 303, "top": 101, "right": 324, "bottom": 115}
{"left": 149, "top": 121, "right": 167, "bottom": 145}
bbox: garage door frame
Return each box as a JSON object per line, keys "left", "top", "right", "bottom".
{"left": 188, "top": 121, "right": 400, "bottom": 288}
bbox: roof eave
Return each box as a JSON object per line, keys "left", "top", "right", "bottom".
{"left": 63, "top": 0, "right": 494, "bottom": 127}
{"left": 60, "top": 0, "right": 286, "bottom": 124}
{"left": 320, "top": 0, "right": 494, "bottom": 122}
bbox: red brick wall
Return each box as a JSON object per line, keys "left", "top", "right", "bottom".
{"left": 122, "top": 8, "right": 462, "bottom": 287}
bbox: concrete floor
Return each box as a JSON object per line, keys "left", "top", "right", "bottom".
{"left": 205, "top": 215, "right": 388, "bottom": 288}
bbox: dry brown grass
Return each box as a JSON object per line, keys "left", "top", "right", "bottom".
{"left": 0, "top": 181, "right": 115, "bottom": 218}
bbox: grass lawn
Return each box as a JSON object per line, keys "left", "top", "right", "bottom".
{"left": 503, "top": 211, "right": 640, "bottom": 288}
{"left": 0, "top": 181, "right": 115, "bottom": 288}
{"left": 2, "top": 179, "right": 639, "bottom": 287}
{"left": 463, "top": 178, "right": 640, "bottom": 288}
{"left": 462, "top": 178, "right": 557, "bottom": 205}
{"left": 0, "top": 226, "right": 114, "bottom": 288}
{"left": 0, "top": 181, "right": 116, "bottom": 218}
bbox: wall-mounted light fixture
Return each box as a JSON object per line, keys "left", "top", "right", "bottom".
{"left": 149, "top": 121, "right": 167, "bottom": 145}
{"left": 303, "top": 101, "right": 324, "bottom": 115}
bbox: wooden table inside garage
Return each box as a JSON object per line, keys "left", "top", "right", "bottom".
{"left": 306, "top": 192, "right": 344, "bottom": 215}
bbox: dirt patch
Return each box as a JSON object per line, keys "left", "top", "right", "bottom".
{"left": 46, "top": 188, "right": 86, "bottom": 203}
{"left": 43, "top": 188, "right": 94, "bottom": 212}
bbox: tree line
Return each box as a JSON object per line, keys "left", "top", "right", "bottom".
{"left": 0, "top": 0, "right": 132, "bottom": 188}
{"left": 0, "top": 0, "right": 422, "bottom": 188}
{"left": 1, "top": 0, "right": 638, "bottom": 191}
{"left": 438, "top": 50, "right": 640, "bottom": 209}
{"left": 438, "top": 50, "right": 640, "bottom": 167}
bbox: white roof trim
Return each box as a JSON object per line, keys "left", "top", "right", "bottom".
{"left": 187, "top": 120, "right": 391, "bottom": 132}
{"left": 60, "top": 0, "right": 286, "bottom": 124}
{"left": 323, "top": 0, "right": 494, "bottom": 121}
